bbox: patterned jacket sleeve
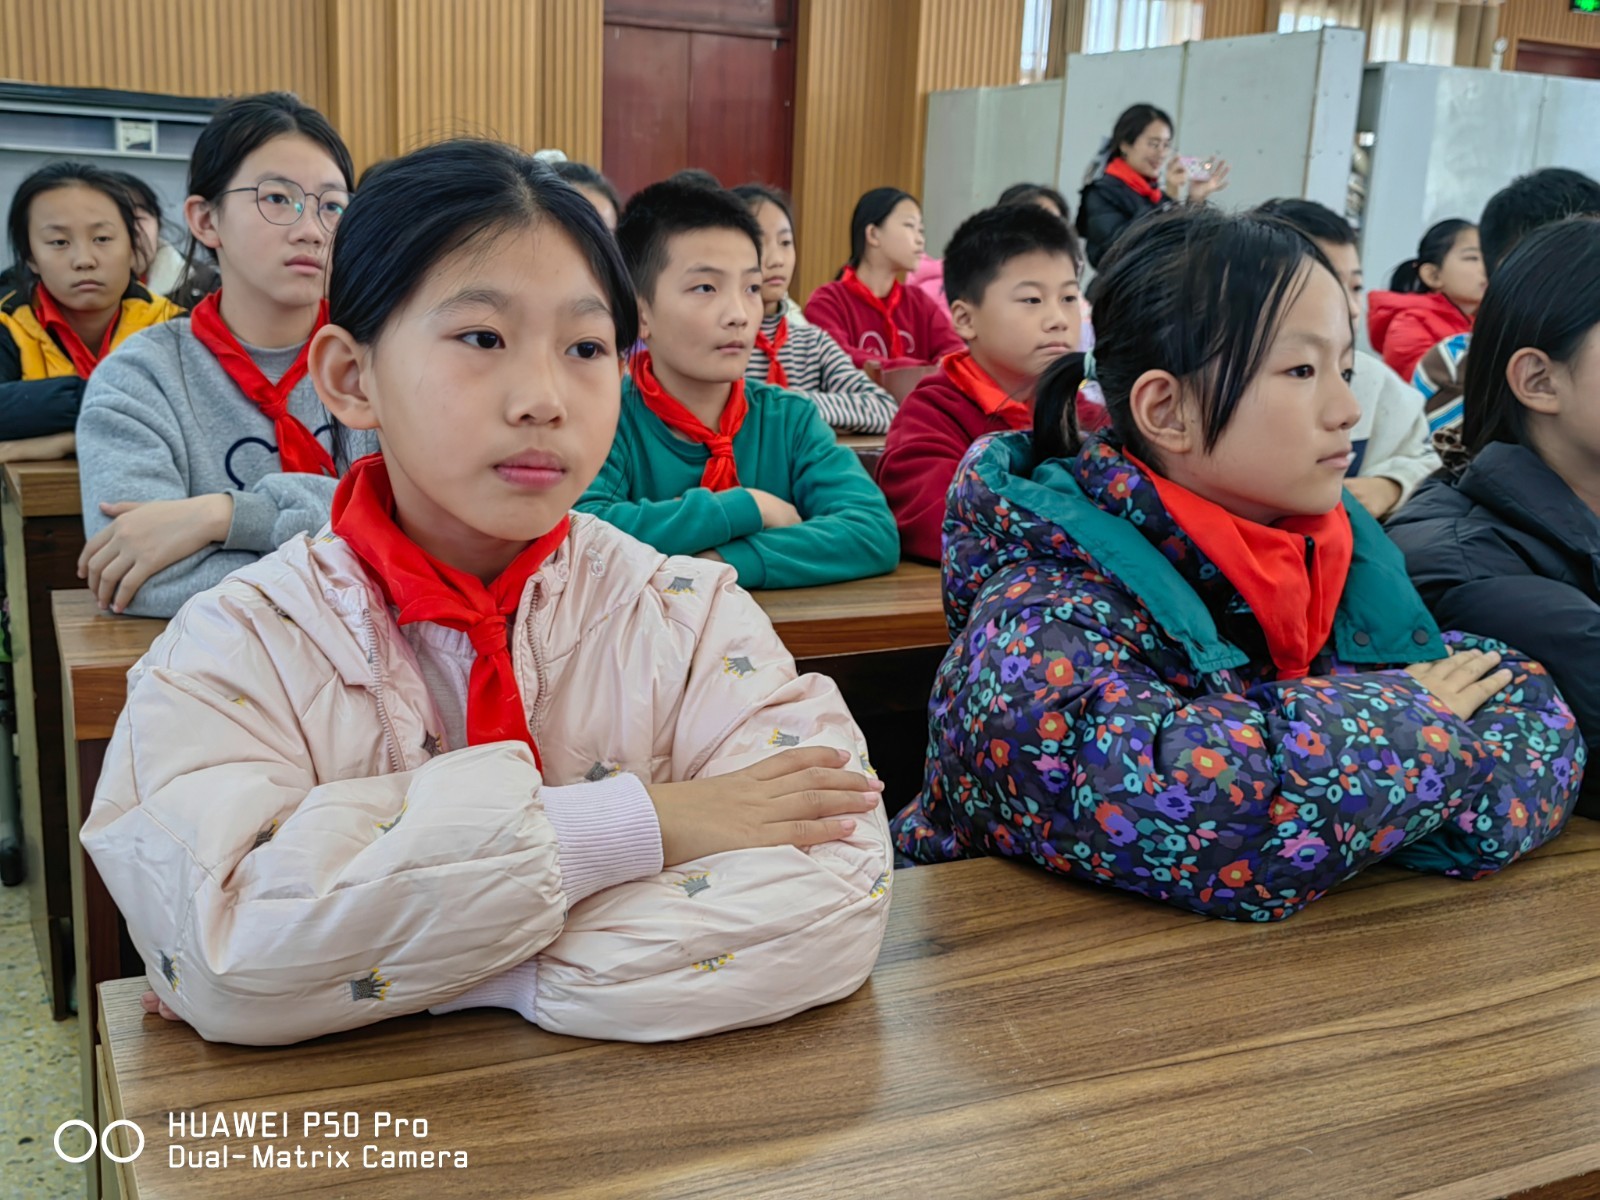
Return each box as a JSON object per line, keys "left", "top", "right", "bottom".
{"left": 908, "top": 571, "right": 1578, "bottom": 920}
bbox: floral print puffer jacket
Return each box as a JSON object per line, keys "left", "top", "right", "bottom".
{"left": 892, "top": 433, "right": 1583, "bottom": 920}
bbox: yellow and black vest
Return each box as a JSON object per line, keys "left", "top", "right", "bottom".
{"left": 0, "top": 281, "right": 183, "bottom": 380}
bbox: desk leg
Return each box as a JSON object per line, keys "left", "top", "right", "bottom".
{"left": 69, "top": 734, "right": 124, "bottom": 1200}
{"left": 5, "top": 505, "right": 85, "bottom": 1018}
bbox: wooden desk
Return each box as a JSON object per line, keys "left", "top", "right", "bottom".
{"left": 56, "top": 588, "right": 167, "bottom": 1200}
{"left": 98, "top": 822, "right": 1600, "bottom": 1199}
{"left": 751, "top": 562, "right": 945, "bottom": 660}
{"left": 3, "top": 457, "right": 83, "bottom": 1016}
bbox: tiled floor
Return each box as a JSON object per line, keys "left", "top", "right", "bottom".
{"left": 0, "top": 880, "right": 83, "bottom": 1199}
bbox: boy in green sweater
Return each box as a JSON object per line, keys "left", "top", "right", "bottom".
{"left": 577, "top": 180, "right": 898, "bottom": 590}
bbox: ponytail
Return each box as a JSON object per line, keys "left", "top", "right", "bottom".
{"left": 1033, "top": 353, "right": 1088, "bottom": 463}
{"left": 1390, "top": 218, "right": 1473, "bottom": 294}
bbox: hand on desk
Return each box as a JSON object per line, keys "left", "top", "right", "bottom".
{"left": 141, "top": 990, "right": 184, "bottom": 1023}
{"left": 78, "top": 493, "right": 233, "bottom": 612}
{"left": 746, "top": 487, "right": 801, "bottom": 530}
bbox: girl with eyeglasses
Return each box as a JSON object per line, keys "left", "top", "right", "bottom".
{"left": 76, "top": 92, "right": 376, "bottom": 617}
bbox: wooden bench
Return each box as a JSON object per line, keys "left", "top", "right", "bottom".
{"left": 96, "top": 821, "right": 1600, "bottom": 1198}
{"left": 55, "top": 588, "right": 167, "bottom": 1200}
{"left": 3, "top": 457, "right": 84, "bottom": 1016}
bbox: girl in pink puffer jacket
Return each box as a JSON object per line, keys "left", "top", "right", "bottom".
{"left": 80, "top": 139, "right": 894, "bottom": 1047}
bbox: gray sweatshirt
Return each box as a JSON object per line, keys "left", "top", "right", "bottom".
{"left": 77, "top": 317, "right": 377, "bottom": 618}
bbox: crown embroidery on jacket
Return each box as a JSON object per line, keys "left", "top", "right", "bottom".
{"left": 159, "top": 951, "right": 179, "bottom": 989}
{"left": 768, "top": 730, "right": 802, "bottom": 748}
{"left": 869, "top": 870, "right": 890, "bottom": 900}
{"left": 677, "top": 872, "right": 711, "bottom": 897}
{"left": 251, "top": 820, "right": 278, "bottom": 849}
{"left": 585, "top": 760, "right": 620, "bottom": 782}
{"left": 264, "top": 599, "right": 295, "bottom": 625}
{"left": 692, "top": 952, "right": 734, "bottom": 973}
{"left": 377, "top": 802, "right": 407, "bottom": 834}
{"left": 421, "top": 732, "right": 443, "bottom": 759}
{"left": 664, "top": 576, "right": 696, "bottom": 595}
{"left": 349, "top": 968, "right": 393, "bottom": 1001}
{"left": 723, "top": 655, "right": 755, "bottom": 678}
{"left": 229, "top": 695, "right": 250, "bottom": 708}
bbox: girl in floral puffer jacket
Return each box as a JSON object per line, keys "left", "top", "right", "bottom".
{"left": 893, "top": 207, "right": 1582, "bottom": 921}
{"left": 81, "top": 140, "right": 893, "bottom": 1046}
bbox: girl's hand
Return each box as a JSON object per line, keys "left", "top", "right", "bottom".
{"left": 647, "top": 746, "right": 883, "bottom": 867}
{"left": 1405, "top": 648, "right": 1514, "bottom": 720}
{"left": 745, "top": 487, "right": 802, "bottom": 530}
{"left": 1164, "top": 156, "right": 1189, "bottom": 199}
{"left": 77, "top": 494, "right": 233, "bottom": 612}
{"left": 1190, "top": 158, "right": 1231, "bottom": 202}
{"left": 140, "top": 990, "right": 186, "bottom": 1024}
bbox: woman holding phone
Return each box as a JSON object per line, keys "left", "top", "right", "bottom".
{"left": 1076, "top": 103, "right": 1229, "bottom": 268}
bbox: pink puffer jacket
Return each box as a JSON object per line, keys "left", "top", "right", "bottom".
{"left": 81, "top": 513, "right": 893, "bottom": 1046}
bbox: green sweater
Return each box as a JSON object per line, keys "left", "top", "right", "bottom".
{"left": 577, "top": 376, "right": 899, "bottom": 589}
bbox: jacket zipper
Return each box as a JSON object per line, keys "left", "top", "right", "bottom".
{"left": 361, "top": 605, "right": 405, "bottom": 773}
{"left": 525, "top": 580, "right": 552, "bottom": 749}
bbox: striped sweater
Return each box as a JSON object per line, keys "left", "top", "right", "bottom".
{"left": 744, "top": 311, "right": 898, "bottom": 434}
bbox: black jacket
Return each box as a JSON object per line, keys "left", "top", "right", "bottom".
{"left": 1076, "top": 173, "right": 1170, "bottom": 268}
{"left": 1387, "top": 441, "right": 1600, "bottom": 814}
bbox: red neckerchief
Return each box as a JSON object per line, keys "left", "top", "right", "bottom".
{"left": 1133, "top": 455, "right": 1354, "bottom": 680}
{"left": 189, "top": 291, "right": 336, "bottom": 476}
{"left": 331, "top": 454, "right": 569, "bottom": 768}
{"left": 1105, "top": 157, "right": 1166, "bottom": 207}
{"left": 630, "top": 350, "right": 747, "bottom": 491}
{"left": 31, "top": 283, "right": 120, "bottom": 376}
{"left": 941, "top": 350, "right": 1031, "bottom": 431}
{"left": 840, "top": 266, "right": 906, "bottom": 360}
{"left": 756, "top": 316, "right": 789, "bottom": 387}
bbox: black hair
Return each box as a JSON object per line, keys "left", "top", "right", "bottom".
{"left": 732, "top": 183, "right": 795, "bottom": 230}
{"left": 1388, "top": 218, "right": 1474, "bottom": 293}
{"left": 668, "top": 168, "right": 722, "bottom": 190}
{"left": 615, "top": 179, "right": 762, "bottom": 301}
{"left": 997, "top": 182, "right": 1070, "bottom": 222}
{"left": 1110, "top": 103, "right": 1174, "bottom": 161}
{"left": 551, "top": 160, "right": 621, "bottom": 216}
{"left": 1480, "top": 167, "right": 1600, "bottom": 275}
{"left": 1462, "top": 217, "right": 1600, "bottom": 457}
{"left": 328, "top": 138, "right": 636, "bottom": 351}
{"left": 107, "top": 170, "right": 160, "bottom": 219}
{"left": 1033, "top": 206, "right": 1338, "bottom": 468}
{"left": 1252, "top": 197, "right": 1355, "bottom": 247}
{"left": 357, "top": 157, "right": 396, "bottom": 190}
{"left": 943, "top": 203, "right": 1080, "bottom": 306}
{"left": 6, "top": 160, "right": 141, "bottom": 289}
{"left": 844, "top": 187, "right": 917, "bottom": 272}
{"left": 177, "top": 91, "right": 355, "bottom": 297}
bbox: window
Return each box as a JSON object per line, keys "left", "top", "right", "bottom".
{"left": 1021, "top": 0, "right": 1055, "bottom": 82}
{"left": 1274, "top": 0, "right": 1459, "bottom": 65}
{"left": 1083, "top": 0, "right": 1206, "bottom": 55}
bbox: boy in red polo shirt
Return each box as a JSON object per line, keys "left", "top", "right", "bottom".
{"left": 878, "top": 205, "right": 1083, "bottom": 563}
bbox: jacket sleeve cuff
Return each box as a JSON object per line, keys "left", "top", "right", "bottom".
{"left": 718, "top": 488, "right": 764, "bottom": 540}
{"left": 223, "top": 489, "right": 278, "bottom": 552}
{"left": 715, "top": 537, "right": 766, "bottom": 588}
{"left": 540, "top": 773, "right": 663, "bottom": 906}
{"left": 429, "top": 957, "right": 540, "bottom": 1024}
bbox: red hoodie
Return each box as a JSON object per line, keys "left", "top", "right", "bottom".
{"left": 878, "top": 367, "right": 1027, "bottom": 563}
{"left": 1367, "top": 290, "right": 1473, "bottom": 384}
{"left": 804, "top": 276, "right": 965, "bottom": 371}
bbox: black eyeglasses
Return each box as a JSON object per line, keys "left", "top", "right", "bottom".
{"left": 219, "top": 179, "right": 350, "bottom": 232}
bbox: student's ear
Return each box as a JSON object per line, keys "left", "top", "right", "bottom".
{"left": 1127, "top": 369, "right": 1198, "bottom": 459}
{"left": 184, "top": 194, "right": 222, "bottom": 252}
{"left": 1506, "top": 347, "right": 1562, "bottom": 417}
{"left": 864, "top": 222, "right": 883, "bottom": 253}
{"left": 949, "top": 296, "right": 977, "bottom": 341}
{"left": 1417, "top": 262, "right": 1444, "bottom": 292}
{"left": 309, "top": 325, "right": 379, "bottom": 431}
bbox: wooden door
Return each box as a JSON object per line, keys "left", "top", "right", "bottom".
{"left": 1515, "top": 39, "right": 1600, "bottom": 81}
{"left": 602, "top": 0, "right": 796, "bottom": 203}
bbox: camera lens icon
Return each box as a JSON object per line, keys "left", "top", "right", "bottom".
{"left": 54, "top": 1119, "right": 144, "bottom": 1163}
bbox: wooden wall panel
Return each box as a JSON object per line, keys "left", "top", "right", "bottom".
{"left": 1502, "top": 0, "right": 1600, "bottom": 52}
{"left": 1205, "top": 0, "right": 1274, "bottom": 38}
{"left": 0, "top": 0, "right": 331, "bottom": 106}
{"left": 791, "top": 0, "right": 1024, "bottom": 299}
{"left": 0, "top": 0, "right": 602, "bottom": 175}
